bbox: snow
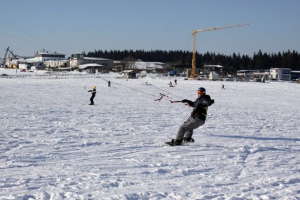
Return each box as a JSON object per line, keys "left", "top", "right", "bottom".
{"left": 1, "top": 68, "right": 300, "bottom": 200}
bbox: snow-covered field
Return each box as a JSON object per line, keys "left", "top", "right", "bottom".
{"left": 1, "top": 68, "right": 300, "bottom": 200}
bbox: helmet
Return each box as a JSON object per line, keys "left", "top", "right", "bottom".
{"left": 93, "top": 86, "right": 96, "bottom": 89}
{"left": 198, "top": 87, "right": 206, "bottom": 94}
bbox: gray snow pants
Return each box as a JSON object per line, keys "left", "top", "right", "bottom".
{"left": 176, "top": 117, "right": 205, "bottom": 140}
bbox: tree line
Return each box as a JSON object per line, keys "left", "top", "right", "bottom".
{"left": 87, "top": 49, "right": 300, "bottom": 73}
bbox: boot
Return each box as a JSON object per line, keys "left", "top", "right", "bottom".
{"left": 183, "top": 137, "right": 195, "bottom": 143}
{"left": 171, "top": 139, "right": 183, "bottom": 146}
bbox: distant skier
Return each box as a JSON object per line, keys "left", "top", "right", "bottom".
{"left": 174, "top": 79, "right": 177, "bottom": 85}
{"left": 108, "top": 81, "right": 111, "bottom": 87}
{"left": 222, "top": 84, "right": 225, "bottom": 90}
{"left": 168, "top": 87, "right": 214, "bottom": 146}
{"left": 88, "top": 86, "right": 96, "bottom": 105}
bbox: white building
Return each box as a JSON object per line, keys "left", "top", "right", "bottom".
{"left": 44, "top": 59, "right": 69, "bottom": 68}
{"left": 70, "top": 53, "right": 113, "bottom": 70}
{"left": 134, "top": 61, "right": 164, "bottom": 70}
{"left": 270, "top": 68, "right": 291, "bottom": 81}
{"left": 34, "top": 52, "right": 65, "bottom": 62}
{"left": 113, "top": 60, "right": 165, "bottom": 73}
{"left": 236, "top": 70, "right": 256, "bottom": 77}
{"left": 78, "top": 63, "right": 105, "bottom": 74}
{"left": 202, "top": 65, "right": 224, "bottom": 77}
{"left": 236, "top": 70, "right": 270, "bottom": 81}
{"left": 209, "top": 71, "right": 219, "bottom": 80}
{"left": 19, "top": 51, "right": 67, "bottom": 70}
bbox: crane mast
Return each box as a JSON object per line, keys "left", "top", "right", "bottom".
{"left": 191, "top": 24, "right": 249, "bottom": 78}
{"left": 2, "top": 47, "right": 20, "bottom": 68}
{"left": 4, "top": 47, "right": 19, "bottom": 60}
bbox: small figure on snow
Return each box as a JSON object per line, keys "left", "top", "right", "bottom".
{"left": 222, "top": 84, "right": 225, "bottom": 90}
{"left": 168, "top": 87, "right": 214, "bottom": 146}
{"left": 88, "top": 86, "right": 96, "bottom": 105}
{"left": 108, "top": 81, "right": 111, "bottom": 87}
{"left": 169, "top": 81, "right": 174, "bottom": 87}
{"left": 174, "top": 79, "right": 177, "bottom": 85}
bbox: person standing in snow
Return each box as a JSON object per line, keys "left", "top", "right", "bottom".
{"left": 174, "top": 79, "right": 177, "bottom": 85}
{"left": 88, "top": 86, "right": 96, "bottom": 105}
{"left": 108, "top": 81, "right": 111, "bottom": 87}
{"left": 169, "top": 87, "right": 214, "bottom": 146}
{"left": 222, "top": 84, "right": 225, "bottom": 90}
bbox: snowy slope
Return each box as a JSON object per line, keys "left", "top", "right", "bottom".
{"left": 0, "top": 69, "right": 300, "bottom": 200}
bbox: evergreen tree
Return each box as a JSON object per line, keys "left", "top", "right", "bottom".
{"left": 86, "top": 49, "right": 299, "bottom": 72}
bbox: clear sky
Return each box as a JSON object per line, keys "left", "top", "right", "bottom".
{"left": 0, "top": 0, "right": 299, "bottom": 58}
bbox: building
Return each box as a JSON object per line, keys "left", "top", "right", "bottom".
{"left": 70, "top": 53, "right": 113, "bottom": 72}
{"left": 202, "top": 65, "right": 224, "bottom": 76}
{"left": 173, "top": 64, "right": 223, "bottom": 78}
{"left": 17, "top": 51, "right": 67, "bottom": 70}
{"left": 4, "top": 57, "right": 20, "bottom": 69}
{"left": 115, "top": 59, "right": 165, "bottom": 73}
{"left": 33, "top": 51, "right": 67, "bottom": 69}
{"left": 4, "top": 51, "right": 66, "bottom": 70}
{"left": 44, "top": 59, "right": 69, "bottom": 68}
{"left": 132, "top": 60, "right": 165, "bottom": 73}
{"left": 236, "top": 70, "right": 256, "bottom": 78}
{"left": 209, "top": 71, "right": 219, "bottom": 80}
{"left": 270, "top": 68, "right": 291, "bottom": 81}
{"left": 34, "top": 51, "right": 65, "bottom": 62}
{"left": 291, "top": 71, "right": 300, "bottom": 80}
{"left": 78, "top": 63, "right": 105, "bottom": 74}
{"left": 237, "top": 70, "right": 270, "bottom": 81}
{"left": 122, "top": 70, "right": 139, "bottom": 79}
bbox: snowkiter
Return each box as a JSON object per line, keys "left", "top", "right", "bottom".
{"left": 169, "top": 87, "right": 214, "bottom": 145}
{"left": 88, "top": 86, "right": 96, "bottom": 105}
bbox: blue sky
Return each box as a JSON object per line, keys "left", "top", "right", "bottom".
{"left": 0, "top": 0, "right": 299, "bottom": 58}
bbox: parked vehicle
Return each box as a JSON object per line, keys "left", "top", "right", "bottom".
{"left": 166, "top": 71, "right": 177, "bottom": 76}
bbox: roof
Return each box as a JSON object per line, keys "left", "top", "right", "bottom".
{"left": 44, "top": 60, "right": 69, "bottom": 63}
{"left": 134, "top": 61, "right": 165, "bottom": 69}
{"left": 78, "top": 63, "right": 104, "bottom": 69}
{"left": 270, "top": 68, "right": 291, "bottom": 70}
{"left": 83, "top": 57, "right": 111, "bottom": 61}
{"left": 58, "top": 67, "right": 72, "bottom": 70}
{"left": 122, "top": 70, "right": 135, "bottom": 73}
{"left": 203, "top": 65, "right": 224, "bottom": 68}
{"left": 36, "top": 52, "right": 65, "bottom": 56}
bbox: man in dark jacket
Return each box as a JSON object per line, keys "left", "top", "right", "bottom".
{"left": 170, "top": 87, "right": 214, "bottom": 145}
{"left": 88, "top": 86, "right": 96, "bottom": 105}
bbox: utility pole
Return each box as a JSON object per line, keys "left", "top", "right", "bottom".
{"left": 191, "top": 24, "right": 249, "bottom": 78}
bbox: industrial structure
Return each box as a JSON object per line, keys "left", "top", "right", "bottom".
{"left": 191, "top": 24, "right": 249, "bottom": 77}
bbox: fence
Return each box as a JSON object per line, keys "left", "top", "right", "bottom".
{"left": 0, "top": 73, "right": 123, "bottom": 80}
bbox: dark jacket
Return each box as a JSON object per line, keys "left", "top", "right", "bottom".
{"left": 89, "top": 89, "right": 96, "bottom": 97}
{"left": 184, "top": 94, "right": 214, "bottom": 121}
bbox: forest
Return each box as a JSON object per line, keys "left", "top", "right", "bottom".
{"left": 87, "top": 49, "right": 300, "bottom": 73}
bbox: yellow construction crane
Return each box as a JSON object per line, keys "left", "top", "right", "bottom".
{"left": 191, "top": 24, "right": 249, "bottom": 78}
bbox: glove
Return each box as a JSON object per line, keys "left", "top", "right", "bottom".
{"left": 182, "top": 99, "right": 188, "bottom": 103}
